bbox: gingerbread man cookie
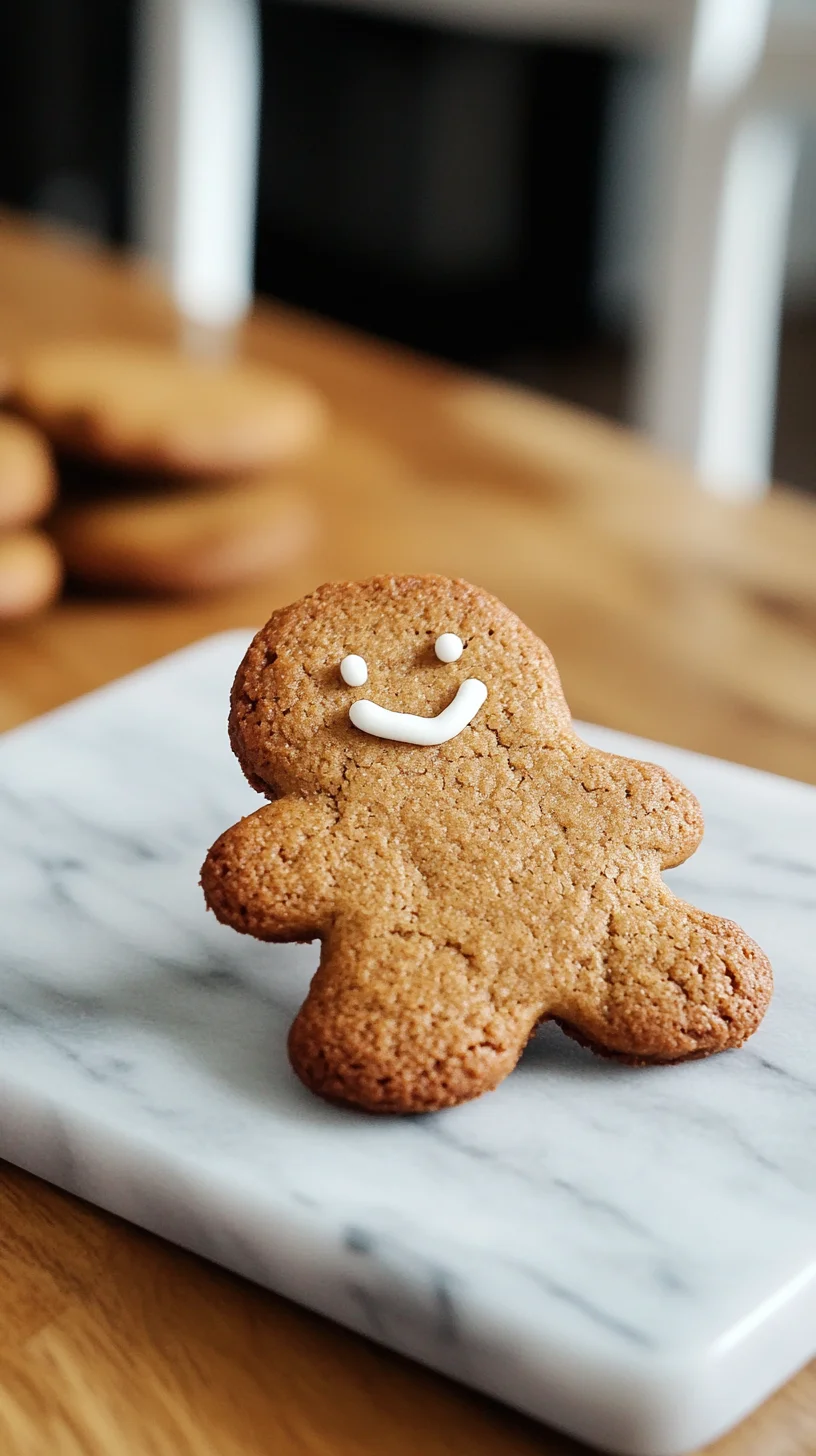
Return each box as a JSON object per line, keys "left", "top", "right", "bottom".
{"left": 201, "top": 576, "right": 773, "bottom": 1113}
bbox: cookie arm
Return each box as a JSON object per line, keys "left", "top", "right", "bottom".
{"left": 201, "top": 797, "right": 336, "bottom": 941}
{"left": 598, "top": 752, "right": 704, "bottom": 869}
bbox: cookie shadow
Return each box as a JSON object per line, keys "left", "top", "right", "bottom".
{"left": 519, "top": 1019, "right": 619, "bottom": 1077}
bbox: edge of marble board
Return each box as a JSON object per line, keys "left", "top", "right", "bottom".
{"left": 2, "top": 1063, "right": 814, "bottom": 1456}
{"left": 2, "top": 629, "right": 815, "bottom": 1456}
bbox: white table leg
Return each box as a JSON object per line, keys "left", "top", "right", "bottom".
{"left": 131, "top": 0, "right": 262, "bottom": 330}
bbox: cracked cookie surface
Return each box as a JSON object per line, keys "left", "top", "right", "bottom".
{"left": 201, "top": 575, "right": 773, "bottom": 1113}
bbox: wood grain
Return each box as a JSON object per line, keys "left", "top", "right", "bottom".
{"left": 0, "top": 213, "right": 814, "bottom": 1455}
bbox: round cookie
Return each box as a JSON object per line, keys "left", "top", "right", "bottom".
{"left": 12, "top": 341, "right": 327, "bottom": 475}
{"left": 201, "top": 575, "right": 773, "bottom": 1115}
{"left": 0, "top": 415, "right": 56, "bottom": 530}
{"left": 52, "top": 476, "right": 314, "bottom": 594}
{"left": 0, "top": 529, "right": 62, "bottom": 618}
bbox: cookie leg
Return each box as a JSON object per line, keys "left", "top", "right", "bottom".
{"left": 557, "top": 888, "right": 773, "bottom": 1064}
{"left": 288, "top": 927, "right": 539, "bottom": 1113}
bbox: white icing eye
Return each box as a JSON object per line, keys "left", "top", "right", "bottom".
{"left": 434, "top": 633, "right": 463, "bottom": 663}
{"left": 340, "top": 654, "right": 368, "bottom": 687}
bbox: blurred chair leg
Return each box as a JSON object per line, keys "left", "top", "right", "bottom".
{"left": 638, "top": 0, "right": 802, "bottom": 500}
{"left": 642, "top": 104, "right": 800, "bottom": 500}
{"left": 694, "top": 112, "right": 800, "bottom": 498}
{"left": 131, "top": 0, "right": 262, "bottom": 330}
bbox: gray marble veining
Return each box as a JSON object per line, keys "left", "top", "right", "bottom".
{"left": 0, "top": 632, "right": 814, "bottom": 1455}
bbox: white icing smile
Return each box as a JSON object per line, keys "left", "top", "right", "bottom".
{"left": 349, "top": 679, "right": 487, "bottom": 745}
{"left": 341, "top": 634, "right": 486, "bottom": 745}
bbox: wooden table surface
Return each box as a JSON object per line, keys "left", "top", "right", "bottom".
{"left": 0, "top": 216, "right": 814, "bottom": 1456}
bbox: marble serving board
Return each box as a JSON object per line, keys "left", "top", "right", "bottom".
{"left": 1, "top": 632, "right": 815, "bottom": 1456}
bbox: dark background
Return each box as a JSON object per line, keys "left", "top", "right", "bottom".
{"left": 0, "top": 0, "right": 610, "bottom": 369}
{"left": 1, "top": 0, "right": 812, "bottom": 490}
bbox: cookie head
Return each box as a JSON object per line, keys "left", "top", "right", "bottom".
{"left": 230, "top": 574, "right": 572, "bottom": 797}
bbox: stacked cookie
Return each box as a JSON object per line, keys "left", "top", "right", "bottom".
{"left": 0, "top": 414, "right": 62, "bottom": 617}
{"left": 0, "top": 340, "right": 325, "bottom": 615}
